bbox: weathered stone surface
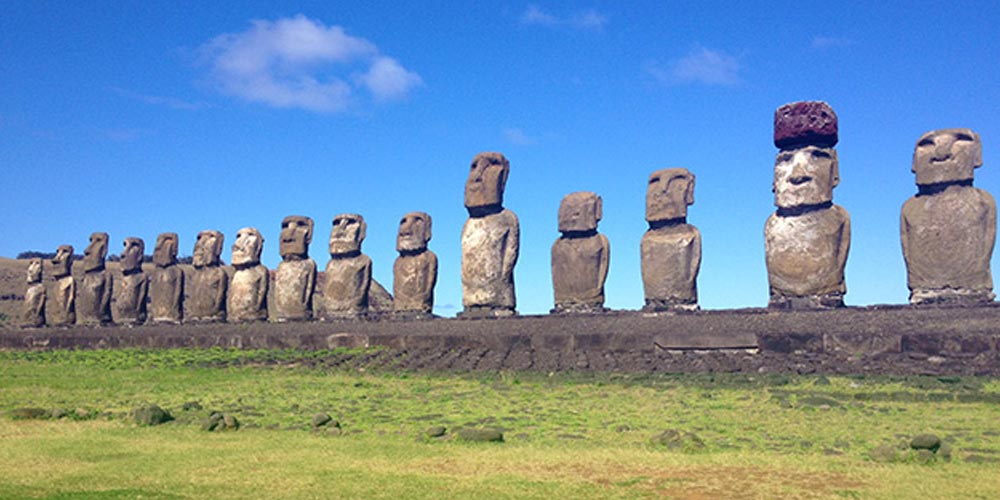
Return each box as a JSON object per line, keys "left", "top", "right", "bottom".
{"left": 149, "top": 233, "right": 183, "bottom": 324}
{"left": 47, "top": 245, "right": 75, "bottom": 326}
{"left": 455, "top": 427, "right": 504, "bottom": 442}
{"left": 902, "top": 129, "right": 995, "bottom": 305}
{"left": 551, "top": 192, "right": 609, "bottom": 313}
{"left": 274, "top": 216, "right": 316, "bottom": 321}
{"left": 76, "top": 232, "right": 112, "bottom": 326}
{"left": 228, "top": 227, "right": 268, "bottom": 323}
{"left": 112, "top": 237, "right": 147, "bottom": 325}
{"left": 188, "top": 230, "right": 227, "bottom": 323}
{"left": 394, "top": 212, "right": 437, "bottom": 317}
{"left": 642, "top": 169, "right": 700, "bottom": 311}
{"left": 774, "top": 101, "right": 838, "bottom": 149}
{"left": 21, "top": 258, "right": 45, "bottom": 328}
{"left": 323, "top": 213, "right": 371, "bottom": 319}
{"left": 766, "top": 102, "right": 850, "bottom": 309}
{"left": 910, "top": 433, "right": 942, "bottom": 452}
{"left": 133, "top": 404, "right": 172, "bottom": 426}
{"left": 461, "top": 152, "right": 519, "bottom": 318}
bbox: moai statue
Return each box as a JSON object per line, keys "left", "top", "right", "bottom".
{"left": 47, "top": 245, "right": 75, "bottom": 326}
{"left": 228, "top": 227, "right": 269, "bottom": 322}
{"left": 901, "top": 128, "right": 996, "bottom": 305}
{"left": 765, "top": 101, "right": 850, "bottom": 309}
{"left": 149, "top": 232, "right": 184, "bottom": 324}
{"left": 393, "top": 212, "right": 437, "bottom": 318}
{"left": 274, "top": 216, "right": 316, "bottom": 321}
{"left": 188, "top": 230, "right": 228, "bottom": 323}
{"left": 21, "top": 258, "right": 45, "bottom": 328}
{"left": 76, "top": 232, "right": 112, "bottom": 325}
{"left": 641, "top": 170, "right": 701, "bottom": 311}
{"left": 551, "top": 192, "right": 610, "bottom": 313}
{"left": 460, "top": 152, "right": 520, "bottom": 317}
{"left": 112, "top": 237, "right": 148, "bottom": 325}
{"left": 322, "top": 213, "right": 372, "bottom": 319}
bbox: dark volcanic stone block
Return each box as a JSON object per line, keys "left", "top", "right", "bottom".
{"left": 774, "top": 101, "right": 838, "bottom": 149}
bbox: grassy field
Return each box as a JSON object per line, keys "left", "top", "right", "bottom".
{"left": 1, "top": 348, "right": 999, "bottom": 499}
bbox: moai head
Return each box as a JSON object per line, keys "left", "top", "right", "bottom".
{"left": 397, "top": 212, "right": 432, "bottom": 253}
{"left": 279, "top": 215, "right": 313, "bottom": 260}
{"left": 121, "top": 237, "right": 145, "bottom": 273}
{"left": 329, "top": 213, "right": 366, "bottom": 255}
{"left": 192, "top": 230, "right": 224, "bottom": 268}
{"left": 464, "top": 152, "right": 510, "bottom": 211}
{"left": 232, "top": 227, "right": 264, "bottom": 267}
{"left": 646, "top": 169, "right": 695, "bottom": 222}
{"left": 912, "top": 128, "right": 982, "bottom": 186}
{"left": 558, "top": 192, "right": 603, "bottom": 233}
{"left": 772, "top": 101, "right": 840, "bottom": 209}
{"left": 152, "top": 233, "right": 178, "bottom": 268}
{"left": 51, "top": 245, "right": 74, "bottom": 278}
{"left": 26, "top": 258, "right": 42, "bottom": 284}
{"left": 82, "top": 232, "right": 109, "bottom": 272}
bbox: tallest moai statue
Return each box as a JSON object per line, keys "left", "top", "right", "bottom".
{"left": 765, "top": 101, "right": 851, "bottom": 309}
{"left": 901, "top": 129, "right": 996, "bottom": 305}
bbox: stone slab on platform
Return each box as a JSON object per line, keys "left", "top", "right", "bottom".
{"left": 3, "top": 305, "right": 1000, "bottom": 375}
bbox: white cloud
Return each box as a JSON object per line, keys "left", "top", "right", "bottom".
{"left": 811, "top": 36, "right": 853, "bottom": 49}
{"left": 503, "top": 127, "right": 535, "bottom": 146}
{"left": 198, "top": 14, "right": 421, "bottom": 112}
{"left": 110, "top": 87, "right": 207, "bottom": 110}
{"left": 646, "top": 47, "right": 742, "bottom": 86}
{"left": 520, "top": 5, "right": 607, "bottom": 31}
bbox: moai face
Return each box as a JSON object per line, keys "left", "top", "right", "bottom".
{"left": 558, "top": 192, "right": 602, "bottom": 233}
{"left": 153, "top": 233, "right": 178, "bottom": 268}
{"left": 232, "top": 227, "right": 264, "bottom": 267}
{"left": 51, "top": 245, "right": 74, "bottom": 278}
{"left": 280, "top": 216, "right": 313, "bottom": 259}
{"left": 646, "top": 169, "right": 695, "bottom": 222}
{"left": 773, "top": 146, "right": 839, "bottom": 209}
{"left": 912, "top": 128, "right": 982, "bottom": 186}
{"left": 26, "top": 258, "right": 42, "bottom": 284}
{"left": 121, "top": 237, "right": 145, "bottom": 273}
{"left": 397, "top": 212, "right": 432, "bottom": 252}
{"left": 330, "top": 213, "right": 366, "bottom": 255}
{"left": 192, "top": 230, "right": 224, "bottom": 268}
{"left": 464, "top": 152, "right": 510, "bottom": 210}
{"left": 82, "top": 232, "right": 109, "bottom": 272}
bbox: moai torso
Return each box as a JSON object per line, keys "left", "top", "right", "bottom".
{"left": 113, "top": 272, "right": 148, "bottom": 325}
{"left": 48, "top": 276, "right": 75, "bottom": 326}
{"left": 394, "top": 251, "right": 437, "bottom": 314}
{"left": 21, "top": 259, "right": 45, "bottom": 328}
{"left": 229, "top": 265, "right": 269, "bottom": 322}
{"left": 641, "top": 224, "right": 701, "bottom": 308}
{"left": 765, "top": 205, "right": 850, "bottom": 299}
{"left": 461, "top": 208, "right": 519, "bottom": 312}
{"left": 553, "top": 234, "right": 609, "bottom": 311}
{"left": 188, "top": 266, "right": 228, "bottom": 322}
{"left": 901, "top": 129, "right": 996, "bottom": 304}
{"left": 77, "top": 232, "right": 112, "bottom": 326}
{"left": 323, "top": 255, "right": 371, "bottom": 317}
{"left": 149, "top": 233, "right": 183, "bottom": 324}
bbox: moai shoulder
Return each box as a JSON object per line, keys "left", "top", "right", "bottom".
{"left": 641, "top": 169, "right": 701, "bottom": 311}
{"left": 149, "top": 232, "right": 184, "bottom": 324}
{"left": 394, "top": 211, "right": 437, "bottom": 318}
{"left": 901, "top": 128, "right": 996, "bottom": 304}
{"left": 323, "top": 213, "right": 372, "bottom": 319}
{"left": 188, "top": 230, "right": 228, "bottom": 323}
{"left": 47, "top": 245, "right": 75, "bottom": 326}
{"left": 112, "top": 237, "right": 148, "bottom": 325}
{"left": 76, "top": 232, "right": 112, "bottom": 326}
{"left": 273, "top": 215, "right": 316, "bottom": 321}
{"left": 551, "top": 192, "right": 609, "bottom": 313}
{"left": 21, "top": 258, "right": 45, "bottom": 328}
{"left": 228, "top": 227, "right": 269, "bottom": 322}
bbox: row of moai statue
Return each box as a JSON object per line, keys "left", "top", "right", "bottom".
{"left": 21, "top": 212, "right": 438, "bottom": 327}
{"left": 20, "top": 101, "right": 996, "bottom": 327}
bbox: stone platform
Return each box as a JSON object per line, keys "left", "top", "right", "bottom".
{"left": 3, "top": 305, "right": 1000, "bottom": 375}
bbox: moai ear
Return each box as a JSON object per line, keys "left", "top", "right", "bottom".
{"left": 500, "top": 162, "right": 510, "bottom": 190}
{"left": 685, "top": 173, "right": 696, "bottom": 206}
{"left": 304, "top": 218, "right": 314, "bottom": 245}
{"left": 830, "top": 149, "right": 840, "bottom": 189}
{"left": 358, "top": 217, "right": 367, "bottom": 242}
{"left": 424, "top": 213, "right": 433, "bottom": 242}
{"left": 964, "top": 129, "right": 984, "bottom": 169}
{"left": 594, "top": 195, "right": 603, "bottom": 223}
{"left": 215, "top": 232, "right": 226, "bottom": 257}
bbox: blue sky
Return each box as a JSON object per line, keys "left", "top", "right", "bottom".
{"left": 2, "top": 1, "right": 999, "bottom": 315}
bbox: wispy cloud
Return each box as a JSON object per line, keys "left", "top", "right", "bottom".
{"left": 109, "top": 87, "right": 208, "bottom": 110}
{"left": 197, "top": 14, "right": 422, "bottom": 112}
{"left": 811, "top": 36, "right": 853, "bottom": 49}
{"left": 645, "top": 47, "right": 742, "bottom": 86}
{"left": 503, "top": 127, "right": 535, "bottom": 146}
{"left": 520, "top": 5, "right": 607, "bottom": 31}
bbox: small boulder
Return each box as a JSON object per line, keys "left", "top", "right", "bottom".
{"left": 312, "top": 413, "right": 333, "bottom": 429}
{"left": 182, "top": 401, "right": 203, "bottom": 411}
{"left": 910, "top": 434, "right": 941, "bottom": 452}
{"left": 869, "top": 444, "right": 897, "bottom": 463}
{"left": 425, "top": 426, "right": 447, "bottom": 438}
{"left": 455, "top": 427, "right": 504, "bottom": 443}
{"left": 915, "top": 449, "right": 936, "bottom": 463}
{"left": 133, "top": 405, "right": 173, "bottom": 426}
{"left": 938, "top": 442, "right": 953, "bottom": 461}
{"left": 49, "top": 408, "right": 69, "bottom": 419}
{"left": 201, "top": 411, "right": 239, "bottom": 432}
{"left": 10, "top": 408, "right": 47, "bottom": 420}
{"left": 651, "top": 429, "right": 706, "bottom": 451}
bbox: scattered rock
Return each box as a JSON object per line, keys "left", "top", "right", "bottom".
{"left": 425, "top": 426, "right": 447, "bottom": 438}
{"left": 915, "top": 449, "right": 936, "bottom": 463}
{"left": 74, "top": 408, "right": 94, "bottom": 419}
{"left": 49, "top": 408, "right": 69, "bottom": 419}
{"left": 910, "top": 434, "right": 942, "bottom": 452}
{"left": 201, "top": 411, "right": 239, "bottom": 431}
{"left": 133, "top": 405, "right": 173, "bottom": 426}
{"left": 870, "top": 444, "right": 897, "bottom": 463}
{"left": 651, "top": 429, "right": 706, "bottom": 451}
{"left": 938, "top": 442, "right": 953, "bottom": 461}
{"left": 312, "top": 413, "right": 333, "bottom": 429}
{"left": 455, "top": 427, "right": 504, "bottom": 443}
{"left": 10, "top": 408, "right": 47, "bottom": 420}
{"left": 182, "top": 401, "right": 203, "bottom": 411}
{"left": 964, "top": 454, "right": 1000, "bottom": 464}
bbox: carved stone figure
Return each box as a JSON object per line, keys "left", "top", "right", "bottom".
{"left": 901, "top": 128, "right": 996, "bottom": 304}
{"left": 765, "top": 101, "right": 850, "bottom": 309}
{"left": 460, "top": 152, "right": 519, "bottom": 317}
{"left": 47, "top": 245, "right": 75, "bottom": 326}
{"left": 274, "top": 216, "right": 316, "bottom": 321}
{"left": 76, "top": 232, "right": 112, "bottom": 325}
{"left": 322, "top": 213, "right": 372, "bottom": 319}
{"left": 21, "top": 258, "right": 45, "bottom": 327}
{"left": 551, "top": 192, "right": 609, "bottom": 313}
{"left": 188, "top": 230, "right": 227, "bottom": 322}
{"left": 394, "top": 212, "right": 437, "bottom": 318}
{"left": 112, "top": 237, "right": 148, "bottom": 325}
{"left": 149, "top": 232, "right": 183, "bottom": 324}
{"left": 639, "top": 169, "right": 702, "bottom": 311}
{"left": 228, "top": 227, "right": 269, "bottom": 322}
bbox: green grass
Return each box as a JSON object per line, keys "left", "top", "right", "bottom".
{"left": 1, "top": 348, "right": 999, "bottom": 499}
